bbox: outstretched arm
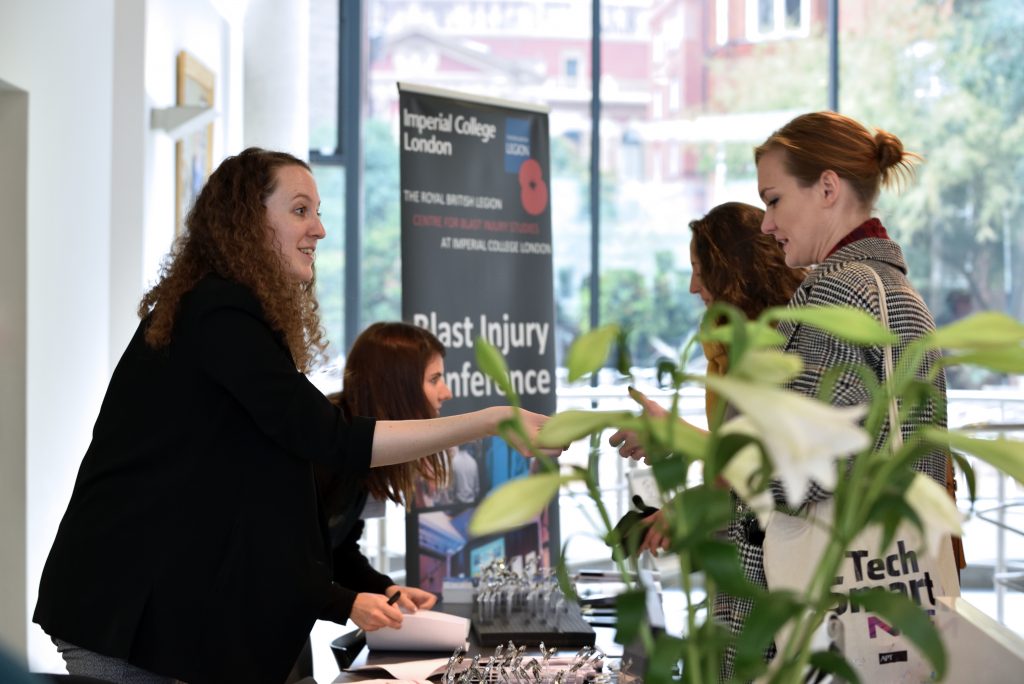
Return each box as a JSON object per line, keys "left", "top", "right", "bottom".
{"left": 370, "top": 406, "right": 557, "bottom": 467}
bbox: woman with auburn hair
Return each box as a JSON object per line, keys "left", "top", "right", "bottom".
{"left": 313, "top": 322, "right": 455, "bottom": 631}
{"left": 610, "top": 201, "right": 805, "bottom": 457}
{"left": 33, "top": 148, "right": 555, "bottom": 684}
{"left": 687, "top": 201, "right": 807, "bottom": 417}
{"left": 609, "top": 202, "right": 805, "bottom": 680}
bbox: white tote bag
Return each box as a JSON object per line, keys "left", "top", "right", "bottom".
{"left": 764, "top": 502, "right": 960, "bottom": 682}
{"left": 763, "top": 267, "right": 960, "bottom": 682}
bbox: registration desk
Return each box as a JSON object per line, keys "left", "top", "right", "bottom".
{"left": 320, "top": 590, "right": 1024, "bottom": 683}
{"left": 327, "top": 600, "right": 629, "bottom": 683}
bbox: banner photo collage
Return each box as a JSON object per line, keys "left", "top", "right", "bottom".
{"left": 398, "top": 83, "right": 557, "bottom": 594}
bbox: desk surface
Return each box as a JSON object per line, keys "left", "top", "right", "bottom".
{"left": 326, "top": 601, "right": 623, "bottom": 683}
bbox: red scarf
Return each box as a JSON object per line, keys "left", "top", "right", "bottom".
{"left": 826, "top": 217, "right": 889, "bottom": 258}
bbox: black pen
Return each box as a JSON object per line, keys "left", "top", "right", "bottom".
{"left": 387, "top": 590, "right": 402, "bottom": 606}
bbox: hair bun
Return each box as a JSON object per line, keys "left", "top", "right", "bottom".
{"left": 874, "top": 129, "right": 905, "bottom": 171}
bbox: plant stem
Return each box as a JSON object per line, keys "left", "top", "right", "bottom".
{"left": 677, "top": 551, "right": 703, "bottom": 684}
{"left": 774, "top": 536, "right": 848, "bottom": 683}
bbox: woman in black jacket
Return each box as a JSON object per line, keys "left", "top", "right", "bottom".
{"left": 34, "top": 148, "right": 553, "bottom": 684}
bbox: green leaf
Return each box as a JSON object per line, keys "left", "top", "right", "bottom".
{"left": 692, "top": 539, "right": 759, "bottom": 597}
{"left": 734, "top": 591, "right": 803, "bottom": 678}
{"left": 678, "top": 486, "right": 734, "bottom": 537}
{"left": 566, "top": 324, "right": 620, "bottom": 382}
{"left": 731, "top": 349, "right": 804, "bottom": 384}
{"left": 651, "top": 455, "right": 689, "bottom": 494}
{"left": 808, "top": 650, "right": 861, "bottom": 684}
{"left": 657, "top": 487, "right": 734, "bottom": 555}
{"left": 607, "top": 510, "right": 652, "bottom": 557}
{"left": 656, "top": 358, "right": 684, "bottom": 387}
{"left": 648, "top": 414, "right": 708, "bottom": 460}
{"left": 927, "top": 311, "right": 1024, "bottom": 349}
{"left": 702, "top": 320, "right": 786, "bottom": 349}
{"left": 468, "top": 472, "right": 562, "bottom": 536}
{"left": 763, "top": 304, "right": 899, "bottom": 345}
{"left": 923, "top": 428, "right": 1024, "bottom": 486}
{"left": 704, "top": 302, "right": 752, "bottom": 361}
{"left": 951, "top": 450, "right": 977, "bottom": 503}
{"left": 555, "top": 551, "right": 577, "bottom": 602}
{"left": 709, "top": 432, "right": 769, "bottom": 490}
{"left": 474, "top": 337, "right": 516, "bottom": 404}
{"left": 645, "top": 632, "right": 685, "bottom": 684}
{"left": 613, "top": 588, "right": 648, "bottom": 646}
{"left": 536, "top": 410, "right": 636, "bottom": 447}
{"left": 852, "top": 589, "right": 946, "bottom": 679}
{"left": 615, "top": 326, "right": 633, "bottom": 376}
{"left": 942, "top": 347, "right": 1024, "bottom": 373}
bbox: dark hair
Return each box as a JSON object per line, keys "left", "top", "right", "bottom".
{"left": 138, "top": 147, "right": 326, "bottom": 372}
{"left": 754, "top": 111, "right": 920, "bottom": 207}
{"left": 332, "top": 322, "right": 451, "bottom": 505}
{"left": 689, "top": 202, "right": 805, "bottom": 319}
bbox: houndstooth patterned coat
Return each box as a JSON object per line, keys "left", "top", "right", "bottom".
{"left": 715, "top": 237, "right": 948, "bottom": 682}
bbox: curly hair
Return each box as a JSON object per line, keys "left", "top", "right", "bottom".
{"left": 319, "top": 322, "right": 452, "bottom": 510}
{"left": 754, "top": 111, "right": 920, "bottom": 207}
{"left": 690, "top": 202, "right": 806, "bottom": 319}
{"left": 138, "top": 147, "right": 326, "bottom": 372}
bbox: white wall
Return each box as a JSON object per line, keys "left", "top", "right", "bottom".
{"left": 0, "top": 0, "right": 116, "bottom": 673}
{"left": 244, "top": 0, "right": 310, "bottom": 157}
{"left": 0, "top": 0, "right": 238, "bottom": 673}
{"left": 143, "top": 0, "right": 234, "bottom": 292}
{"left": 0, "top": 79, "right": 29, "bottom": 667}
{"left": 0, "top": 0, "right": 307, "bottom": 672}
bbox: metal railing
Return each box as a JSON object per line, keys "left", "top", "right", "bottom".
{"left": 364, "top": 386, "right": 1024, "bottom": 627}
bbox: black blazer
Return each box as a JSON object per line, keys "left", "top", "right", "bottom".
{"left": 34, "top": 276, "right": 375, "bottom": 684}
{"left": 322, "top": 484, "right": 397, "bottom": 620}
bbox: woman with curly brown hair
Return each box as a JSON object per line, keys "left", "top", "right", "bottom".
{"left": 607, "top": 202, "right": 805, "bottom": 681}
{"left": 33, "top": 148, "right": 554, "bottom": 684}
{"left": 688, "top": 202, "right": 807, "bottom": 418}
{"left": 610, "top": 202, "right": 805, "bottom": 455}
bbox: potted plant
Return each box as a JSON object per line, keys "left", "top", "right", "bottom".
{"left": 469, "top": 304, "right": 1024, "bottom": 683}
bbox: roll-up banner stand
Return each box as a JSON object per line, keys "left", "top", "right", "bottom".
{"left": 398, "top": 82, "right": 557, "bottom": 594}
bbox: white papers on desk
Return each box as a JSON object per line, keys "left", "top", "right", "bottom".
{"left": 339, "top": 680, "right": 429, "bottom": 684}
{"left": 364, "top": 609, "right": 470, "bottom": 652}
{"left": 346, "top": 657, "right": 449, "bottom": 681}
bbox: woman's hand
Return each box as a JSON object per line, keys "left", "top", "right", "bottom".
{"left": 637, "top": 509, "right": 671, "bottom": 554}
{"left": 609, "top": 389, "right": 668, "bottom": 462}
{"left": 609, "top": 429, "right": 647, "bottom": 461}
{"left": 385, "top": 585, "right": 436, "bottom": 613}
{"left": 350, "top": 592, "right": 403, "bottom": 631}
{"left": 502, "top": 407, "right": 566, "bottom": 458}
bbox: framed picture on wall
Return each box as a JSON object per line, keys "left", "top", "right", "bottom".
{"left": 175, "top": 50, "right": 215, "bottom": 235}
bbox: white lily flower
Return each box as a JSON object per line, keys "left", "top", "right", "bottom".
{"left": 905, "top": 472, "right": 964, "bottom": 554}
{"left": 706, "top": 375, "right": 871, "bottom": 508}
{"left": 718, "top": 417, "right": 775, "bottom": 529}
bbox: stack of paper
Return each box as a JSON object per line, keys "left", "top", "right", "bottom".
{"left": 365, "top": 610, "right": 471, "bottom": 652}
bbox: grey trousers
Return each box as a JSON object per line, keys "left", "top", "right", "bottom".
{"left": 53, "top": 639, "right": 181, "bottom": 684}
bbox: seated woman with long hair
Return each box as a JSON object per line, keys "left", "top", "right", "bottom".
{"left": 314, "top": 322, "right": 458, "bottom": 630}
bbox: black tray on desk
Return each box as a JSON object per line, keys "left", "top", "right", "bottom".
{"left": 471, "top": 603, "right": 596, "bottom": 648}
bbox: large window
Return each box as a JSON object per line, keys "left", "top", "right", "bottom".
{"left": 746, "top": 0, "right": 809, "bottom": 41}
{"left": 310, "top": 0, "right": 1024, "bottom": 592}
{"left": 840, "top": 0, "right": 1024, "bottom": 390}
{"left": 309, "top": 0, "right": 345, "bottom": 391}
{"left": 839, "top": 2, "right": 1024, "bottom": 624}
{"left": 362, "top": 0, "right": 596, "bottom": 364}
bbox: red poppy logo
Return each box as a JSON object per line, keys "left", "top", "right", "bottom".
{"left": 518, "top": 158, "right": 548, "bottom": 216}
